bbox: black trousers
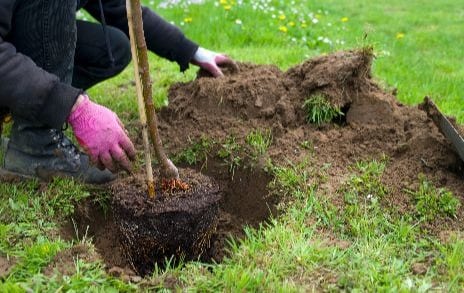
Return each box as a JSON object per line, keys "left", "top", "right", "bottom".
{"left": 73, "top": 20, "right": 131, "bottom": 90}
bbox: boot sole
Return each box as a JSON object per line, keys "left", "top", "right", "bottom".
{"left": 0, "top": 168, "right": 35, "bottom": 182}
{"left": 0, "top": 167, "right": 116, "bottom": 184}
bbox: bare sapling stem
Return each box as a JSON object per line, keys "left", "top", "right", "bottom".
{"left": 126, "top": 0, "right": 179, "bottom": 197}
{"left": 126, "top": 0, "right": 155, "bottom": 197}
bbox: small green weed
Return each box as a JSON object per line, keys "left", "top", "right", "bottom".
{"left": 303, "top": 95, "right": 344, "bottom": 125}
{"left": 341, "top": 157, "right": 391, "bottom": 237}
{"left": 405, "top": 174, "right": 460, "bottom": 221}
{"left": 9, "top": 239, "right": 63, "bottom": 281}
{"left": 217, "top": 136, "right": 243, "bottom": 178}
{"left": 173, "top": 136, "right": 214, "bottom": 166}
{"left": 267, "top": 159, "right": 310, "bottom": 196}
{"left": 245, "top": 129, "right": 272, "bottom": 158}
{"left": 300, "top": 140, "right": 313, "bottom": 150}
{"left": 343, "top": 157, "right": 388, "bottom": 204}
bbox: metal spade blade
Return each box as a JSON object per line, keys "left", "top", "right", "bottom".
{"left": 420, "top": 96, "right": 464, "bottom": 163}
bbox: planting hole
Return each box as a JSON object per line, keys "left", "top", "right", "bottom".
{"left": 62, "top": 161, "right": 276, "bottom": 276}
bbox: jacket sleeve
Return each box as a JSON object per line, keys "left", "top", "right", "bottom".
{"left": 82, "top": 0, "right": 199, "bottom": 72}
{"left": 0, "top": 2, "right": 81, "bottom": 129}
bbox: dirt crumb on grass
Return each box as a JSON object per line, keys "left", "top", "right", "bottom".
{"left": 43, "top": 243, "right": 100, "bottom": 277}
{"left": 0, "top": 255, "right": 16, "bottom": 279}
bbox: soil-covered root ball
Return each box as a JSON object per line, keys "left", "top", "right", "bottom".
{"left": 111, "top": 168, "right": 222, "bottom": 276}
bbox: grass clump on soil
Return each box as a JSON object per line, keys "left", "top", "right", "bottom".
{"left": 217, "top": 135, "right": 243, "bottom": 177}
{"left": 343, "top": 157, "right": 388, "bottom": 204}
{"left": 245, "top": 129, "right": 272, "bottom": 158}
{"left": 173, "top": 136, "right": 214, "bottom": 166}
{"left": 303, "top": 95, "right": 344, "bottom": 125}
{"left": 267, "top": 159, "right": 312, "bottom": 196}
{"left": 405, "top": 174, "right": 460, "bottom": 221}
{"left": 340, "top": 158, "right": 392, "bottom": 238}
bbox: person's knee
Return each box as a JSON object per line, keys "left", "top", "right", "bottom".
{"left": 73, "top": 22, "right": 132, "bottom": 89}
{"left": 108, "top": 27, "right": 131, "bottom": 73}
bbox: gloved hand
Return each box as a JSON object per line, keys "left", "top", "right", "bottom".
{"left": 67, "top": 94, "right": 136, "bottom": 173}
{"left": 191, "top": 47, "right": 238, "bottom": 77}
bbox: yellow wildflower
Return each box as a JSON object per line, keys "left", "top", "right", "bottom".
{"left": 396, "top": 32, "right": 405, "bottom": 39}
{"left": 219, "top": 0, "right": 227, "bottom": 4}
{"left": 279, "top": 26, "right": 288, "bottom": 33}
{"left": 288, "top": 21, "right": 295, "bottom": 27}
{"left": 341, "top": 17, "right": 349, "bottom": 22}
{"left": 184, "top": 17, "right": 192, "bottom": 23}
{"left": 301, "top": 23, "right": 307, "bottom": 28}
{"left": 224, "top": 5, "right": 231, "bottom": 10}
{"left": 279, "top": 14, "right": 286, "bottom": 20}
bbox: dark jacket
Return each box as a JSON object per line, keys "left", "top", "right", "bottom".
{"left": 0, "top": 0, "right": 198, "bottom": 129}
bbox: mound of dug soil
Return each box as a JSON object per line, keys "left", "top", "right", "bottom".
{"left": 160, "top": 49, "right": 464, "bottom": 233}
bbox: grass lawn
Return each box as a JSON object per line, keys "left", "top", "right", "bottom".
{"left": 1, "top": 0, "right": 463, "bottom": 291}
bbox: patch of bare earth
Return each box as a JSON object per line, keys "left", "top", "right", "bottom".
{"left": 0, "top": 254, "right": 16, "bottom": 279}
{"left": 43, "top": 243, "right": 99, "bottom": 277}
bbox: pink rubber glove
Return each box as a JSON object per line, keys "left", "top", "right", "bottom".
{"left": 67, "top": 94, "right": 136, "bottom": 173}
{"left": 191, "top": 47, "right": 237, "bottom": 77}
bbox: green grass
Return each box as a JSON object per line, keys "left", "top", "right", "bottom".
{"left": 0, "top": 179, "right": 134, "bottom": 292}
{"left": 245, "top": 129, "right": 273, "bottom": 158}
{"left": 2, "top": 0, "right": 464, "bottom": 291}
{"left": 303, "top": 95, "right": 344, "bottom": 125}
{"left": 405, "top": 174, "right": 460, "bottom": 221}
{"left": 172, "top": 136, "right": 214, "bottom": 166}
{"left": 217, "top": 135, "right": 243, "bottom": 177}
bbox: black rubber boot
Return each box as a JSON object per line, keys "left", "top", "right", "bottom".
{"left": 1, "top": 120, "right": 115, "bottom": 184}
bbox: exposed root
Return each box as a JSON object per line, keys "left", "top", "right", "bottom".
{"left": 161, "top": 178, "right": 190, "bottom": 194}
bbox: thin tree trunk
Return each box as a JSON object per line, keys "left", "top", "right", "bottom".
{"left": 126, "top": 0, "right": 154, "bottom": 197}
{"left": 126, "top": 0, "right": 179, "bottom": 197}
